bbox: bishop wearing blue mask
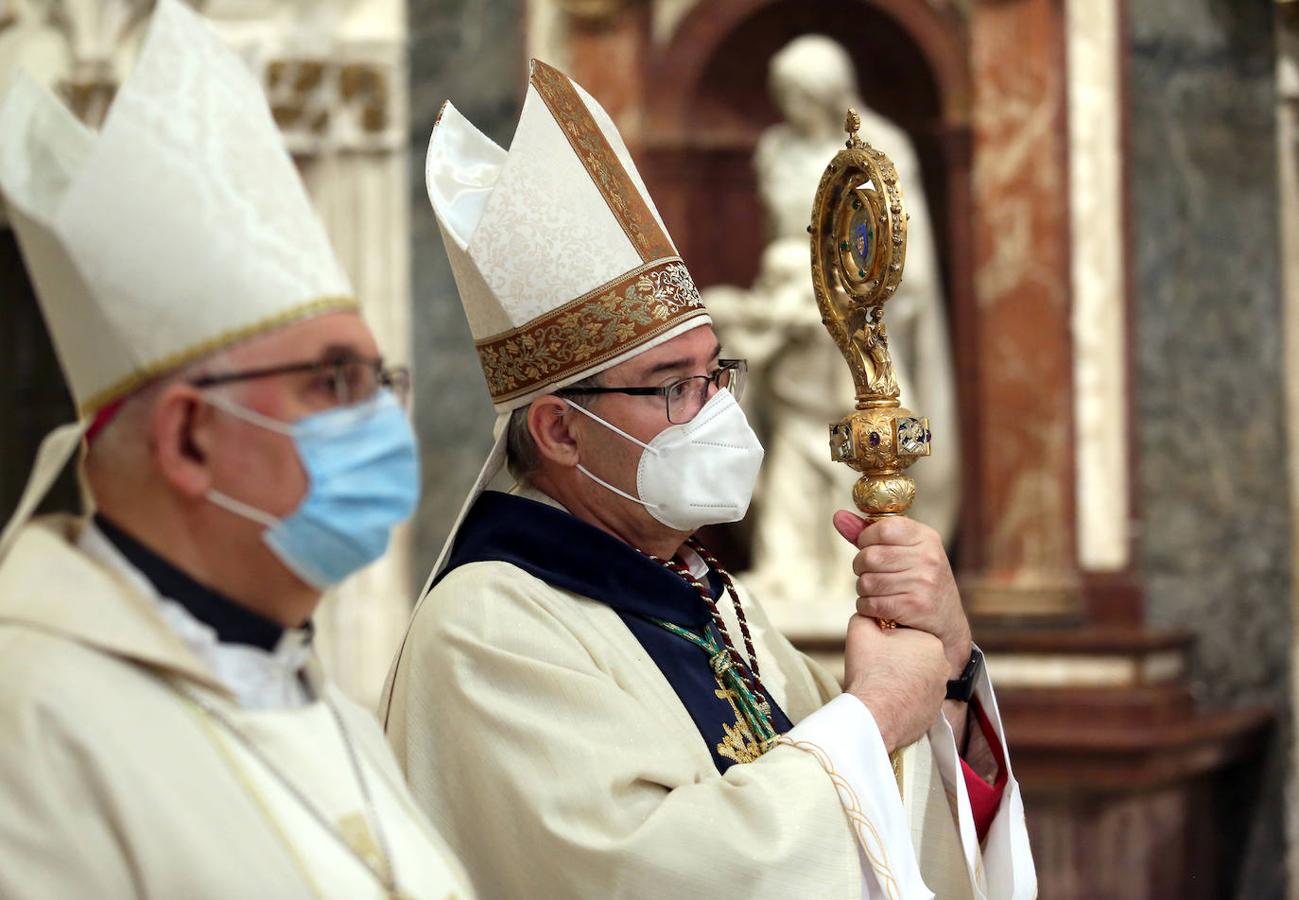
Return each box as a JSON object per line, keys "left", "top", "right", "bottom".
{"left": 382, "top": 61, "right": 1036, "bottom": 899}
{"left": 0, "top": 4, "right": 472, "bottom": 897}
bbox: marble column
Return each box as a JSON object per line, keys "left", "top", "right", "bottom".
{"left": 1067, "top": 0, "right": 1132, "bottom": 578}
{"left": 406, "top": 0, "right": 524, "bottom": 579}
{"left": 966, "top": 0, "right": 1080, "bottom": 618}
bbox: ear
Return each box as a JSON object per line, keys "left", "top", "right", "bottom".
{"left": 528, "top": 395, "right": 582, "bottom": 468}
{"left": 151, "top": 383, "right": 216, "bottom": 500}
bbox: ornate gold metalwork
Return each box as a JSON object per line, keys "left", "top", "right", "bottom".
{"left": 810, "top": 109, "right": 931, "bottom": 525}
{"left": 811, "top": 110, "right": 929, "bottom": 791}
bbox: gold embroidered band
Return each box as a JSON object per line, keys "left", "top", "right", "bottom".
{"left": 476, "top": 257, "right": 707, "bottom": 405}
{"left": 530, "top": 60, "right": 676, "bottom": 263}
{"left": 77, "top": 295, "right": 360, "bottom": 416}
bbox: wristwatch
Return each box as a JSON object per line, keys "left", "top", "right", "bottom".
{"left": 945, "top": 644, "right": 984, "bottom": 702}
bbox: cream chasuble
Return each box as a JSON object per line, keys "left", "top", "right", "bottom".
{"left": 383, "top": 489, "right": 1036, "bottom": 899}
{"left": 0, "top": 516, "right": 474, "bottom": 900}
{"left": 398, "top": 53, "right": 1035, "bottom": 900}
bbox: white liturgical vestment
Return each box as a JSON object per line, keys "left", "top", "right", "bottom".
{"left": 384, "top": 487, "right": 1036, "bottom": 899}
{"left": 0, "top": 516, "right": 474, "bottom": 899}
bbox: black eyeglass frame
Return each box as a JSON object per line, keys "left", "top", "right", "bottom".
{"left": 555, "top": 358, "right": 747, "bottom": 424}
{"left": 190, "top": 357, "right": 411, "bottom": 406}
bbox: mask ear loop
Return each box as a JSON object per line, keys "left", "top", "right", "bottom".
{"left": 203, "top": 392, "right": 296, "bottom": 435}
{"left": 563, "top": 399, "right": 660, "bottom": 454}
{"left": 200, "top": 394, "right": 295, "bottom": 528}
{"left": 206, "top": 488, "right": 281, "bottom": 529}
{"left": 562, "top": 400, "right": 663, "bottom": 511}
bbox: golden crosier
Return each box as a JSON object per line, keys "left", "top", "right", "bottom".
{"left": 810, "top": 109, "right": 932, "bottom": 526}
{"left": 810, "top": 110, "right": 934, "bottom": 789}
{"left": 810, "top": 109, "right": 933, "bottom": 640}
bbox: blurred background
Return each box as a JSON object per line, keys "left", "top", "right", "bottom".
{"left": 1, "top": 0, "right": 1296, "bottom": 896}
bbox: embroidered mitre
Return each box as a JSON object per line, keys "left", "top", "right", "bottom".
{"left": 425, "top": 60, "right": 711, "bottom": 413}
{"left": 0, "top": 0, "right": 355, "bottom": 556}
{"left": 415, "top": 60, "right": 713, "bottom": 581}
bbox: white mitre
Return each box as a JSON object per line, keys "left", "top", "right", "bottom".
{"left": 421, "top": 59, "right": 711, "bottom": 578}
{"left": 0, "top": 0, "right": 356, "bottom": 558}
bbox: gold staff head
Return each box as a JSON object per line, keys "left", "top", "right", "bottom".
{"left": 808, "top": 108, "right": 931, "bottom": 517}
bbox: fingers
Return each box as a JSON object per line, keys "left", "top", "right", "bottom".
{"left": 851, "top": 543, "right": 911, "bottom": 576}
{"left": 847, "top": 612, "right": 883, "bottom": 640}
{"left": 855, "top": 516, "right": 937, "bottom": 549}
{"left": 854, "top": 592, "right": 912, "bottom": 624}
{"left": 859, "top": 564, "right": 946, "bottom": 596}
{"left": 849, "top": 614, "right": 944, "bottom": 654}
{"left": 833, "top": 510, "right": 872, "bottom": 546}
{"left": 855, "top": 567, "right": 909, "bottom": 597}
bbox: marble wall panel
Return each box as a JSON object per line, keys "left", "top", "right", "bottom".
{"left": 967, "top": 0, "right": 1079, "bottom": 614}
{"left": 407, "top": 0, "right": 525, "bottom": 582}
{"left": 1128, "top": 0, "right": 1290, "bottom": 895}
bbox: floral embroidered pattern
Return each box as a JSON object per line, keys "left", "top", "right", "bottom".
{"left": 530, "top": 60, "right": 676, "bottom": 262}
{"left": 476, "top": 258, "right": 705, "bottom": 403}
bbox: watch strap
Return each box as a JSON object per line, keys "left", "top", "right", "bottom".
{"left": 945, "top": 644, "right": 984, "bottom": 702}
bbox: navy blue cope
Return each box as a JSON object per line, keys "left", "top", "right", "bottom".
{"left": 436, "top": 490, "right": 793, "bottom": 773}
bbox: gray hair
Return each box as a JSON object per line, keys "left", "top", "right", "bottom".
{"left": 505, "top": 372, "right": 603, "bottom": 481}
{"left": 86, "top": 349, "right": 241, "bottom": 478}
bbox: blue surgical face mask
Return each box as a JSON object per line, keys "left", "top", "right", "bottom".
{"left": 203, "top": 390, "right": 420, "bottom": 590}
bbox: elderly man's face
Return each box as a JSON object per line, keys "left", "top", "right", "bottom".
{"left": 572, "top": 324, "right": 722, "bottom": 527}
{"left": 203, "top": 310, "right": 382, "bottom": 525}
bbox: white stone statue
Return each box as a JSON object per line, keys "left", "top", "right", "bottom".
{"left": 704, "top": 34, "right": 960, "bottom": 628}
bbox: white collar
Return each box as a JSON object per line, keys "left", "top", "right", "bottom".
{"left": 78, "top": 521, "right": 314, "bottom": 710}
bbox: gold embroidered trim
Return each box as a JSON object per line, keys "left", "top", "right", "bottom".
{"left": 778, "top": 735, "right": 902, "bottom": 900}
{"left": 475, "top": 257, "right": 706, "bottom": 404}
{"left": 77, "top": 295, "right": 360, "bottom": 416}
{"left": 530, "top": 60, "right": 675, "bottom": 263}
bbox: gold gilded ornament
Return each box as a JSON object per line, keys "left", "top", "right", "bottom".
{"left": 810, "top": 110, "right": 932, "bottom": 790}
{"left": 810, "top": 109, "right": 931, "bottom": 555}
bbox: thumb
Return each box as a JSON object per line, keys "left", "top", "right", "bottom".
{"left": 833, "top": 509, "right": 871, "bottom": 546}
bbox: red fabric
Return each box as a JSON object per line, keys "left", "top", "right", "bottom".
{"left": 85, "top": 397, "right": 127, "bottom": 443}
{"left": 960, "top": 700, "right": 1008, "bottom": 844}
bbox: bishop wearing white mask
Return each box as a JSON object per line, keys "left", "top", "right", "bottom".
{"left": 0, "top": 3, "right": 472, "bottom": 897}
{"left": 383, "top": 61, "right": 1036, "bottom": 899}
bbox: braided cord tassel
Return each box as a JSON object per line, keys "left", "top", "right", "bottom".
{"left": 653, "top": 618, "right": 778, "bottom": 750}
{"left": 687, "top": 538, "right": 764, "bottom": 678}
{"left": 648, "top": 548, "right": 774, "bottom": 716}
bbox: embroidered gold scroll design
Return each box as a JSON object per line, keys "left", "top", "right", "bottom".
{"left": 475, "top": 258, "right": 706, "bottom": 403}
{"left": 529, "top": 59, "right": 675, "bottom": 262}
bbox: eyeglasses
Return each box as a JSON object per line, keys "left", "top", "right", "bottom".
{"left": 190, "top": 357, "right": 412, "bottom": 407}
{"left": 556, "top": 359, "right": 747, "bottom": 424}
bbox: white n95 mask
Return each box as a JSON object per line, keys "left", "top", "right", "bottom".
{"left": 565, "top": 389, "right": 765, "bottom": 532}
